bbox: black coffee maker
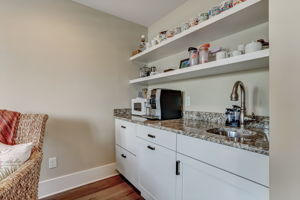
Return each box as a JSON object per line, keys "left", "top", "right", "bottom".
{"left": 146, "top": 89, "right": 183, "bottom": 120}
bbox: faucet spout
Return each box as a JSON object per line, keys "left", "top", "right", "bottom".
{"left": 230, "top": 81, "right": 246, "bottom": 128}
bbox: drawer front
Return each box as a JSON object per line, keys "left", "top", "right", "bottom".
{"left": 136, "top": 125, "right": 176, "bottom": 150}
{"left": 177, "top": 134, "right": 269, "bottom": 187}
{"left": 116, "top": 145, "right": 138, "bottom": 187}
{"left": 115, "top": 119, "right": 137, "bottom": 155}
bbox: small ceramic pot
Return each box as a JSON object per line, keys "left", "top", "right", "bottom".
{"left": 230, "top": 50, "right": 242, "bottom": 57}
{"left": 189, "top": 17, "right": 199, "bottom": 27}
{"left": 181, "top": 23, "right": 190, "bottom": 31}
{"left": 216, "top": 51, "right": 228, "bottom": 60}
{"left": 238, "top": 44, "right": 245, "bottom": 54}
{"left": 245, "top": 41, "right": 262, "bottom": 54}
{"left": 220, "top": 0, "right": 233, "bottom": 11}
{"left": 151, "top": 38, "right": 158, "bottom": 46}
{"left": 233, "top": 0, "right": 246, "bottom": 6}
{"left": 166, "top": 30, "right": 175, "bottom": 38}
{"left": 159, "top": 31, "right": 167, "bottom": 41}
{"left": 174, "top": 27, "right": 182, "bottom": 35}
{"left": 209, "top": 6, "right": 221, "bottom": 17}
{"left": 198, "top": 13, "right": 209, "bottom": 22}
{"left": 150, "top": 66, "right": 157, "bottom": 76}
{"left": 145, "top": 42, "right": 152, "bottom": 49}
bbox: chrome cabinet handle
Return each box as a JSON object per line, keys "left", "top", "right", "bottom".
{"left": 147, "top": 145, "right": 155, "bottom": 151}
{"left": 147, "top": 134, "right": 156, "bottom": 138}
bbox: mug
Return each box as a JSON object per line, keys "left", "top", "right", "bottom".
{"left": 159, "top": 31, "right": 167, "bottom": 41}
{"left": 150, "top": 71, "right": 158, "bottom": 76}
{"left": 209, "top": 6, "right": 221, "bottom": 17}
{"left": 174, "top": 27, "right": 182, "bottom": 35}
{"left": 245, "top": 41, "right": 262, "bottom": 54}
{"left": 220, "top": 0, "right": 233, "bottom": 11}
{"left": 166, "top": 30, "right": 175, "bottom": 38}
{"left": 216, "top": 51, "right": 228, "bottom": 60}
{"left": 181, "top": 23, "right": 190, "bottom": 31}
{"left": 150, "top": 66, "right": 157, "bottom": 76}
{"left": 230, "top": 50, "right": 242, "bottom": 57}
{"left": 146, "top": 42, "right": 152, "bottom": 49}
{"left": 189, "top": 17, "right": 199, "bottom": 27}
{"left": 198, "top": 13, "right": 209, "bottom": 22}
{"left": 151, "top": 39, "right": 157, "bottom": 46}
{"left": 233, "top": 0, "right": 246, "bottom": 6}
{"left": 237, "top": 44, "right": 245, "bottom": 54}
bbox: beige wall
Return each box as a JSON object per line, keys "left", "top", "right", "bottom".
{"left": 0, "top": 0, "right": 146, "bottom": 181}
{"left": 270, "top": 0, "right": 300, "bottom": 199}
{"left": 147, "top": 0, "right": 269, "bottom": 116}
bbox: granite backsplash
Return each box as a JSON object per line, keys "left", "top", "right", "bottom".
{"left": 114, "top": 108, "right": 269, "bottom": 130}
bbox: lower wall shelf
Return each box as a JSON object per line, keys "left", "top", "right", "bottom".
{"left": 129, "top": 49, "right": 269, "bottom": 86}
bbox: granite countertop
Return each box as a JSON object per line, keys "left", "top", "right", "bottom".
{"left": 114, "top": 112, "right": 269, "bottom": 156}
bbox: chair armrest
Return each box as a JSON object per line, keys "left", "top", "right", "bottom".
{"left": 0, "top": 151, "right": 43, "bottom": 200}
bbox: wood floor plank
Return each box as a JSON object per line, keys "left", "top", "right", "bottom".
{"left": 77, "top": 182, "right": 132, "bottom": 200}
{"left": 41, "top": 175, "right": 143, "bottom": 200}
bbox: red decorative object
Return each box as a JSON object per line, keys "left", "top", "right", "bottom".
{"left": 0, "top": 110, "right": 21, "bottom": 145}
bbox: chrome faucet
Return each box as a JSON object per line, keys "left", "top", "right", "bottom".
{"left": 230, "top": 81, "right": 246, "bottom": 128}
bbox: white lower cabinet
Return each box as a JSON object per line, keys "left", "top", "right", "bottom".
{"left": 176, "top": 153, "right": 269, "bottom": 200}
{"left": 177, "top": 134, "right": 269, "bottom": 187}
{"left": 115, "top": 120, "right": 269, "bottom": 200}
{"left": 115, "top": 119, "right": 137, "bottom": 155}
{"left": 137, "top": 138, "right": 176, "bottom": 200}
{"left": 116, "top": 145, "right": 138, "bottom": 188}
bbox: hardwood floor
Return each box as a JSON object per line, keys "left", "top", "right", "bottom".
{"left": 41, "top": 175, "right": 144, "bottom": 200}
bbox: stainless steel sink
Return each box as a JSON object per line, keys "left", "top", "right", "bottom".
{"left": 206, "top": 127, "right": 263, "bottom": 142}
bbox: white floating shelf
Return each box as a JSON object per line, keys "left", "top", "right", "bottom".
{"left": 130, "top": 0, "right": 268, "bottom": 63}
{"left": 130, "top": 49, "right": 269, "bottom": 85}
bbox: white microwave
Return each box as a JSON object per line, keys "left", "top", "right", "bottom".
{"left": 131, "top": 98, "right": 147, "bottom": 116}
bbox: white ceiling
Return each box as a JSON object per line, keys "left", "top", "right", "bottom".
{"left": 73, "top": 0, "right": 188, "bottom": 27}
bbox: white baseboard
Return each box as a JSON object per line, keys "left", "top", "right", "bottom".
{"left": 38, "top": 162, "right": 118, "bottom": 199}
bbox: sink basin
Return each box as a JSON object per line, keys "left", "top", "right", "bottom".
{"left": 206, "top": 127, "right": 263, "bottom": 142}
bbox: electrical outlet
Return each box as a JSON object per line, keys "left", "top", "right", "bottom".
{"left": 186, "top": 96, "right": 191, "bottom": 106}
{"left": 49, "top": 157, "right": 57, "bottom": 169}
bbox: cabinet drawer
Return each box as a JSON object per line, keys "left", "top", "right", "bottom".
{"left": 115, "top": 119, "right": 137, "bottom": 155}
{"left": 136, "top": 125, "right": 176, "bottom": 150}
{"left": 116, "top": 145, "right": 138, "bottom": 188}
{"left": 177, "top": 134, "right": 269, "bottom": 187}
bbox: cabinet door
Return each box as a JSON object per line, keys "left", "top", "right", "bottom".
{"left": 176, "top": 153, "right": 269, "bottom": 200}
{"left": 116, "top": 145, "right": 138, "bottom": 187}
{"left": 177, "top": 134, "right": 269, "bottom": 187}
{"left": 115, "top": 119, "right": 136, "bottom": 155}
{"left": 138, "top": 138, "right": 176, "bottom": 200}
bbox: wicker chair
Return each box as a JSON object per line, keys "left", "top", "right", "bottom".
{"left": 0, "top": 114, "right": 48, "bottom": 200}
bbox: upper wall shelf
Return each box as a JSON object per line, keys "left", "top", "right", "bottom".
{"left": 130, "top": 49, "right": 269, "bottom": 85}
{"left": 130, "top": 0, "right": 268, "bottom": 63}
